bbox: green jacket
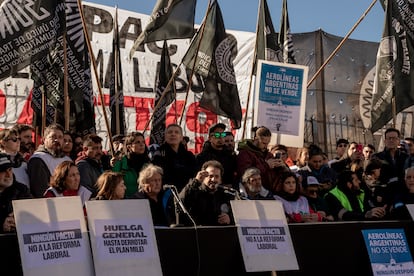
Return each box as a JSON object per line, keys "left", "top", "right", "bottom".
{"left": 329, "top": 186, "right": 365, "bottom": 212}
{"left": 112, "top": 156, "right": 142, "bottom": 197}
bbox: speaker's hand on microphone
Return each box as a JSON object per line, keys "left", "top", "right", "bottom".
{"left": 218, "top": 213, "right": 230, "bottom": 225}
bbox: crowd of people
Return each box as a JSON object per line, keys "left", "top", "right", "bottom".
{"left": 1, "top": 122, "right": 414, "bottom": 233}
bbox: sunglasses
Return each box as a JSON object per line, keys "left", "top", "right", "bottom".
{"left": 212, "top": 132, "right": 227, "bottom": 138}
{"left": 7, "top": 137, "right": 20, "bottom": 142}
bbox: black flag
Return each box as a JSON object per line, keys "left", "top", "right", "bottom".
{"left": 371, "top": 0, "right": 414, "bottom": 132}
{"left": 150, "top": 41, "right": 176, "bottom": 145}
{"left": 129, "top": 0, "right": 196, "bottom": 58}
{"left": 278, "top": 0, "right": 296, "bottom": 64}
{"left": 110, "top": 8, "right": 126, "bottom": 136}
{"left": 182, "top": 1, "right": 242, "bottom": 128}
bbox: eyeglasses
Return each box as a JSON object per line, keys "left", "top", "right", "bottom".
{"left": 212, "top": 132, "right": 227, "bottom": 138}
{"left": 7, "top": 137, "right": 20, "bottom": 142}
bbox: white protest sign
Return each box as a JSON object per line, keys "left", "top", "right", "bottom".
{"left": 13, "top": 197, "right": 94, "bottom": 276}
{"left": 254, "top": 60, "right": 308, "bottom": 147}
{"left": 85, "top": 200, "right": 162, "bottom": 276}
{"left": 231, "top": 200, "right": 298, "bottom": 272}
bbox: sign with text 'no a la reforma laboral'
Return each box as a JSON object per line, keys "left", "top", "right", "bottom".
{"left": 254, "top": 60, "right": 308, "bottom": 147}
{"left": 85, "top": 200, "right": 162, "bottom": 276}
{"left": 231, "top": 200, "right": 298, "bottom": 272}
{"left": 13, "top": 197, "right": 94, "bottom": 276}
{"left": 362, "top": 229, "right": 414, "bottom": 276}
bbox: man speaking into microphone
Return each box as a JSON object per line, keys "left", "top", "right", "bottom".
{"left": 179, "top": 160, "right": 235, "bottom": 226}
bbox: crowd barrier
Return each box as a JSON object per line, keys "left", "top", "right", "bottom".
{"left": 2, "top": 220, "right": 413, "bottom": 276}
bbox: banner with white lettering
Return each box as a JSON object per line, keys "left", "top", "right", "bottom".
{"left": 362, "top": 229, "right": 414, "bottom": 275}
{"left": 85, "top": 200, "right": 162, "bottom": 276}
{"left": 254, "top": 60, "right": 308, "bottom": 147}
{"left": 13, "top": 197, "right": 94, "bottom": 276}
{"left": 230, "top": 200, "right": 298, "bottom": 272}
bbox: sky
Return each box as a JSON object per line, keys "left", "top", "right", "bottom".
{"left": 87, "top": 0, "right": 385, "bottom": 43}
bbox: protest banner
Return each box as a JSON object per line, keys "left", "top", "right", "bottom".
{"left": 362, "top": 228, "right": 414, "bottom": 275}
{"left": 231, "top": 200, "right": 298, "bottom": 272}
{"left": 85, "top": 200, "right": 162, "bottom": 276}
{"left": 13, "top": 197, "right": 94, "bottom": 276}
{"left": 254, "top": 60, "right": 308, "bottom": 147}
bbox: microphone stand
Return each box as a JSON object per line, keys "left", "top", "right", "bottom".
{"left": 168, "top": 185, "right": 196, "bottom": 227}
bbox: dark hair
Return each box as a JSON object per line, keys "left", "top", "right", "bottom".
{"left": 201, "top": 160, "right": 224, "bottom": 177}
{"left": 364, "top": 159, "right": 382, "bottom": 175}
{"left": 275, "top": 171, "right": 299, "bottom": 193}
{"left": 252, "top": 126, "right": 271, "bottom": 138}
{"left": 405, "top": 137, "right": 414, "bottom": 143}
{"left": 336, "top": 170, "right": 355, "bottom": 189}
{"left": 364, "top": 144, "right": 375, "bottom": 151}
{"left": 209, "top": 123, "right": 226, "bottom": 135}
{"left": 82, "top": 134, "right": 103, "bottom": 147}
{"left": 336, "top": 138, "right": 349, "bottom": 147}
{"left": 385, "top": 128, "right": 400, "bottom": 138}
{"left": 308, "top": 144, "right": 323, "bottom": 159}
{"left": 11, "top": 124, "right": 34, "bottom": 134}
{"left": 50, "top": 161, "right": 77, "bottom": 193}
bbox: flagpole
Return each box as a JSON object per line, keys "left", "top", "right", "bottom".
{"left": 241, "top": 0, "right": 262, "bottom": 140}
{"left": 114, "top": 7, "right": 120, "bottom": 135}
{"left": 63, "top": 32, "right": 70, "bottom": 131}
{"left": 178, "top": 0, "right": 213, "bottom": 126}
{"left": 76, "top": 0, "right": 114, "bottom": 154}
{"left": 307, "top": 0, "right": 378, "bottom": 88}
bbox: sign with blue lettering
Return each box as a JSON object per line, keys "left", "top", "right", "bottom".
{"left": 254, "top": 60, "right": 308, "bottom": 147}
{"left": 362, "top": 229, "right": 414, "bottom": 275}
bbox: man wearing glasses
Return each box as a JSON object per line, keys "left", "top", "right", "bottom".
{"left": 195, "top": 123, "right": 237, "bottom": 188}
{"left": 372, "top": 128, "right": 408, "bottom": 204}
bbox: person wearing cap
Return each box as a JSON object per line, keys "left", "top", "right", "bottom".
{"left": 27, "top": 124, "right": 72, "bottom": 198}
{"left": 303, "top": 176, "right": 334, "bottom": 222}
{"left": 0, "top": 153, "right": 32, "bottom": 233}
{"left": 152, "top": 124, "right": 196, "bottom": 192}
{"left": 325, "top": 170, "right": 387, "bottom": 221}
{"left": 196, "top": 123, "right": 237, "bottom": 187}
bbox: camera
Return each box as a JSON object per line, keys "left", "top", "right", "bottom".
{"left": 274, "top": 152, "right": 281, "bottom": 159}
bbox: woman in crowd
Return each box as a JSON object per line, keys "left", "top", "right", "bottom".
{"left": 273, "top": 171, "right": 321, "bottom": 223}
{"left": 113, "top": 132, "right": 150, "bottom": 197}
{"left": 44, "top": 161, "right": 92, "bottom": 207}
{"left": 94, "top": 171, "right": 126, "bottom": 200}
{"left": 62, "top": 131, "right": 74, "bottom": 159}
{"left": 130, "top": 164, "right": 174, "bottom": 227}
{"left": 0, "top": 128, "right": 29, "bottom": 187}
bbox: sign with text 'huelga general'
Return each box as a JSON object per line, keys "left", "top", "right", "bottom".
{"left": 13, "top": 197, "right": 94, "bottom": 276}
{"left": 231, "top": 200, "right": 298, "bottom": 272}
{"left": 85, "top": 200, "right": 162, "bottom": 276}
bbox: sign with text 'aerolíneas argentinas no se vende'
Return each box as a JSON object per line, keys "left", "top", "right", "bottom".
{"left": 254, "top": 60, "right": 308, "bottom": 147}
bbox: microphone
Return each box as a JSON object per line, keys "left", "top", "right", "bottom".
{"left": 163, "top": 184, "right": 176, "bottom": 190}
{"left": 217, "top": 184, "right": 237, "bottom": 193}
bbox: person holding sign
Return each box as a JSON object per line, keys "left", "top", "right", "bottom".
{"left": 0, "top": 153, "right": 32, "bottom": 233}
{"left": 44, "top": 161, "right": 92, "bottom": 208}
{"left": 179, "top": 160, "right": 234, "bottom": 226}
{"left": 130, "top": 164, "right": 175, "bottom": 227}
{"left": 94, "top": 171, "right": 126, "bottom": 200}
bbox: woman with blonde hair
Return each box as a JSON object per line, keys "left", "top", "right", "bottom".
{"left": 130, "top": 164, "right": 174, "bottom": 226}
{"left": 95, "top": 171, "right": 126, "bottom": 200}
